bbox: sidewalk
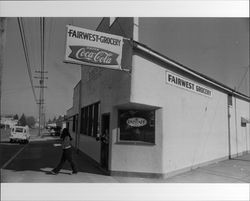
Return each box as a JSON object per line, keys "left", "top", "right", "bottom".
{"left": 1, "top": 132, "right": 250, "bottom": 183}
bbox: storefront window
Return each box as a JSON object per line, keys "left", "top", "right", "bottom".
{"left": 72, "top": 115, "right": 76, "bottom": 132}
{"left": 118, "top": 109, "right": 155, "bottom": 144}
{"left": 80, "top": 102, "right": 100, "bottom": 137}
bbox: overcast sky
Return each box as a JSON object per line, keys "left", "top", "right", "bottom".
{"left": 2, "top": 18, "right": 101, "bottom": 119}
{"left": 140, "top": 18, "right": 249, "bottom": 96}
{"left": 2, "top": 17, "right": 249, "bottom": 120}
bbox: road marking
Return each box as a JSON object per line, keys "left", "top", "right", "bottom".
{"left": 1, "top": 144, "right": 27, "bottom": 169}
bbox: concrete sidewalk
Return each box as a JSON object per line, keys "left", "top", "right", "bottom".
{"left": 1, "top": 134, "right": 250, "bottom": 183}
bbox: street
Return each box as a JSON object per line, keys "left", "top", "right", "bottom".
{"left": 1, "top": 128, "right": 250, "bottom": 183}
{"left": 1, "top": 129, "right": 114, "bottom": 182}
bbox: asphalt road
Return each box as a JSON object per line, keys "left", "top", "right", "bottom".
{"left": 0, "top": 127, "right": 32, "bottom": 168}
{"left": 2, "top": 130, "right": 250, "bottom": 183}
{"left": 0, "top": 143, "right": 24, "bottom": 168}
{"left": 1, "top": 133, "right": 109, "bottom": 182}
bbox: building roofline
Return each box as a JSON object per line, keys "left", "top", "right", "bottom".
{"left": 133, "top": 40, "right": 250, "bottom": 102}
{"left": 73, "top": 80, "right": 81, "bottom": 90}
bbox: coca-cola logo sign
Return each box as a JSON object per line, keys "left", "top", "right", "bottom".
{"left": 126, "top": 117, "right": 147, "bottom": 127}
{"left": 69, "top": 46, "right": 119, "bottom": 65}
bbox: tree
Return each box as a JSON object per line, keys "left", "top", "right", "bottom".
{"left": 26, "top": 116, "right": 36, "bottom": 128}
{"left": 52, "top": 116, "right": 57, "bottom": 123}
{"left": 13, "top": 114, "right": 19, "bottom": 120}
{"left": 47, "top": 119, "right": 52, "bottom": 124}
{"left": 18, "top": 114, "right": 27, "bottom": 126}
{"left": 57, "top": 115, "right": 63, "bottom": 127}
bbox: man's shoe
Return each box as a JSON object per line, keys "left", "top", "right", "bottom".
{"left": 71, "top": 171, "right": 78, "bottom": 175}
{"left": 50, "top": 170, "right": 58, "bottom": 175}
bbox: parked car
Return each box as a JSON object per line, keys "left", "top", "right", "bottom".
{"left": 49, "top": 126, "right": 61, "bottom": 136}
{"left": 49, "top": 127, "right": 56, "bottom": 136}
{"left": 9, "top": 126, "right": 30, "bottom": 143}
{"left": 54, "top": 126, "right": 62, "bottom": 136}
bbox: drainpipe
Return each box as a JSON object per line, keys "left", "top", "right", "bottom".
{"left": 234, "top": 93, "right": 238, "bottom": 157}
{"left": 227, "top": 103, "right": 231, "bottom": 159}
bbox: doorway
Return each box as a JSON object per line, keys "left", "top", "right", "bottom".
{"left": 100, "top": 113, "right": 110, "bottom": 171}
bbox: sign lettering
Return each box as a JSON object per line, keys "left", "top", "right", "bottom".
{"left": 166, "top": 71, "right": 212, "bottom": 97}
{"left": 126, "top": 117, "right": 147, "bottom": 127}
{"left": 69, "top": 46, "right": 118, "bottom": 65}
{"left": 65, "top": 25, "right": 123, "bottom": 70}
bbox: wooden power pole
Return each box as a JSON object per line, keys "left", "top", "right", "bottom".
{"left": 35, "top": 17, "right": 47, "bottom": 136}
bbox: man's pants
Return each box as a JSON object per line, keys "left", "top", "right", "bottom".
{"left": 53, "top": 148, "right": 77, "bottom": 173}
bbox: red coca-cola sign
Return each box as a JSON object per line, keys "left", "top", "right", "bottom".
{"left": 69, "top": 46, "right": 119, "bottom": 65}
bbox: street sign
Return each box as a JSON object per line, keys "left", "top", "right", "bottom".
{"left": 65, "top": 25, "right": 124, "bottom": 70}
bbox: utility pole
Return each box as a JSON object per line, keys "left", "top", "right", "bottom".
{"left": 0, "top": 18, "right": 7, "bottom": 125}
{"left": 34, "top": 71, "right": 47, "bottom": 136}
{"left": 34, "top": 17, "right": 47, "bottom": 136}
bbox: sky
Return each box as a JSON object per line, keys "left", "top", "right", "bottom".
{"left": 139, "top": 18, "right": 249, "bottom": 96}
{"left": 2, "top": 17, "right": 249, "bottom": 120}
{"left": 2, "top": 17, "right": 101, "bottom": 120}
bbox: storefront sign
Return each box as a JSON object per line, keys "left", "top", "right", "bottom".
{"left": 166, "top": 71, "right": 212, "bottom": 97}
{"left": 65, "top": 25, "right": 124, "bottom": 70}
{"left": 126, "top": 117, "right": 147, "bottom": 127}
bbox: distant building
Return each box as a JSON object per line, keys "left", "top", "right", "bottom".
{"left": 1, "top": 115, "right": 18, "bottom": 128}
{"left": 47, "top": 123, "right": 57, "bottom": 128}
{"left": 66, "top": 18, "right": 250, "bottom": 178}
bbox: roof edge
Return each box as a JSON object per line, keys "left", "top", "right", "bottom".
{"left": 133, "top": 41, "right": 250, "bottom": 102}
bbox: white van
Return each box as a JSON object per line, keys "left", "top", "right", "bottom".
{"left": 10, "top": 126, "right": 30, "bottom": 143}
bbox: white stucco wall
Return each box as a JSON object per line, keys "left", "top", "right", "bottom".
{"left": 67, "top": 82, "right": 80, "bottom": 148}
{"left": 111, "top": 108, "right": 163, "bottom": 174}
{"left": 131, "top": 55, "right": 229, "bottom": 174}
{"left": 162, "top": 84, "right": 228, "bottom": 173}
{"left": 74, "top": 53, "right": 249, "bottom": 176}
{"left": 78, "top": 65, "right": 132, "bottom": 165}
{"left": 229, "top": 97, "right": 250, "bottom": 157}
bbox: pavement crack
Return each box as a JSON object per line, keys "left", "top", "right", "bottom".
{"left": 1, "top": 144, "right": 27, "bottom": 169}
{"left": 197, "top": 167, "right": 246, "bottom": 182}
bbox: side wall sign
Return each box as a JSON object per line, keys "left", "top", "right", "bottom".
{"left": 166, "top": 71, "right": 213, "bottom": 97}
{"left": 65, "top": 25, "right": 124, "bottom": 70}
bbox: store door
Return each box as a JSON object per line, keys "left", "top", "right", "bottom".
{"left": 100, "top": 113, "right": 110, "bottom": 171}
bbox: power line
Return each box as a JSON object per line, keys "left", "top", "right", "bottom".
{"left": 236, "top": 66, "right": 249, "bottom": 92}
{"left": 46, "top": 18, "right": 53, "bottom": 64}
{"left": 17, "top": 17, "right": 38, "bottom": 103}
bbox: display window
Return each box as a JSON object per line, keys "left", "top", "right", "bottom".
{"left": 80, "top": 102, "right": 100, "bottom": 137}
{"left": 118, "top": 109, "right": 155, "bottom": 144}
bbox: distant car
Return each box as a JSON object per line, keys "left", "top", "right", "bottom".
{"left": 9, "top": 126, "right": 30, "bottom": 143}
{"left": 49, "top": 127, "right": 56, "bottom": 136}
{"left": 54, "top": 126, "right": 61, "bottom": 136}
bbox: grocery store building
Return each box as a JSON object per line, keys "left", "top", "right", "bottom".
{"left": 66, "top": 18, "right": 250, "bottom": 178}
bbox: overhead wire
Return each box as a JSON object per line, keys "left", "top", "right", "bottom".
{"left": 2, "top": 87, "right": 31, "bottom": 95}
{"left": 47, "top": 18, "right": 53, "bottom": 65}
{"left": 40, "top": 17, "right": 44, "bottom": 73}
{"left": 236, "top": 66, "right": 249, "bottom": 92}
{"left": 17, "top": 17, "right": 38, "bottom": 103}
